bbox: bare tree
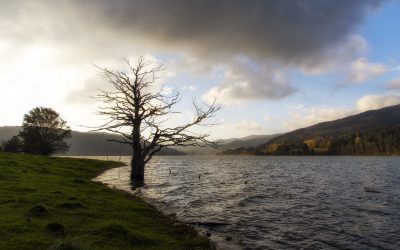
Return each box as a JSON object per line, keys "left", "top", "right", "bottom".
{"left": 94, "top": 57, "right": 221, "bottom": 186}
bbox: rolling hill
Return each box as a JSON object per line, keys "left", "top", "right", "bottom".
{"left": 0, "top": 126, "right": 279, "bottom": 156}
{"left": 0, "top": 127, "right": 184, "bottom": 156}
{"left": 223, "top": 104, "right": 400, "bottom": 156}
{"left": 219, "top": 134, "right": 280, "bottom": 149}
{"left": 175, "top": 134, "right": 279, "bottom": 155}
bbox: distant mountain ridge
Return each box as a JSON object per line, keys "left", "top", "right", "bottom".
{"left": 0, "top": 126, "right": 184, "bottom": 156}
{"left": 0, "top": 126, "right": 20, "bottom": 141}
{"left": 276, "top": 104, "right": 400, "bottom": 139}
{"left": 223, "top": 104, "right": 400, "bottom": 156}
{"left": 0, "top": 126, "right": 280, "bottom": 156}
{"left": 175, "top": 134, "right": 279, "bottom": 155}
{"left": 218, "top": 134, "right": 280, "bottom": 149}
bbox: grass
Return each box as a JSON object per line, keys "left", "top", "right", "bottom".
{"left": 0, "top": 152, "right": 213, "bottom": 250}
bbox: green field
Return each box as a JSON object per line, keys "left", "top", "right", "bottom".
{"left": 0, "top": 152, "right": 212, "bottom": 250}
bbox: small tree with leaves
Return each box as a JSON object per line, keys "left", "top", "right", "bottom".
{"left": 19, "top": 107, "right": 72, "bottom": 155}
{"left": 95, "top": 57, "right": 220, "bottom": 186}
{"left": 1, "top": 136, "right": 24, "bottom": 153}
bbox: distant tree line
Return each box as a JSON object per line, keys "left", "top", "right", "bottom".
{"left": 222, "top": 126, "right": 400, "bottom": 156}
{"left": 0, "top": 107, "right": 71, "bottom": 155}
{"left": 328, "top": 127, "right": 400, "bottom": 155}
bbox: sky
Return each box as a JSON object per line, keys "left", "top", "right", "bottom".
{"left": 1, "top": 0, "right": 400, "bottom": 139}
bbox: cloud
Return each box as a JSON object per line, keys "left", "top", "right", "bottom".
{"left": 233, "top": 120, "right": 263, "bottom": 132}
{"left": 64, "top": 55, "right": 170, "bottom": 105}
{"left": 390, "top": 65, "right": 400, "bottom": 72}
{"left": 283, "top": 94, "right": 400, "bottom": 131}
{"left": 386, "top": 78, "right": 400, "bottom": 90}
{"left": 2, "top": 0, "right": 386, "bottom": 82}
{"left": 356, "top": 94, "right": 400, "bottom": 111}
{"left": 182, "top": 85, "right": 197, "bottom": 91}
{"left": 1, "top": 1, "right": 386, "bottom": 95}
{"left": 210, "top": 120, "right": 265, "bottom": 139}
{"left": 264, "top": 115, "right": 273, "bottom": 122}
{"left": 75, "top": 0, "right": 383, "bottom": 65}
{"left": 0, "top": 0, "right": 390, "bottom": 130}
{"left": 65, "top": 77, "right": 108, "bottom": 105}
{"left": 203, "top": 60, "right": 295, "bottom": 105}
{"left": 283, "top": 106, "right": 355, "bottom": 131}
{"left": 347, "top": 58, "right": 387, "bottom": 83}
{"left": 300, "top": 35, "right": 368, "bottom": 75}
{"left": 159, "top": 115, "right": 265, "bottom": 140}
{"left": 67, "top": 1, "right": 384, "bottom": 84}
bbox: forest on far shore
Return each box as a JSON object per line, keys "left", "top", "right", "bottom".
{"left": 222, "top": 126, "right": 400, "bottom": 156}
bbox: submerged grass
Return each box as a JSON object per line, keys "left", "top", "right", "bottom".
{"left": 0, "top": 152, "right": 212, "bottom": 250}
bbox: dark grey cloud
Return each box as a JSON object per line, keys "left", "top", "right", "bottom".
{"left": 4, "top": 0, "right": 382, "bottom": 64}
{"left": 74, "top": 0, "right": 384, "bottom": 64}
{"left": 0, "top": 0, "right": 387, "bottom": 105}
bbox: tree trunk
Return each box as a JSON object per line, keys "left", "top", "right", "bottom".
{"left": 130, "top": 104, "right": 144, "bottom": 186}
{"left": 131, "top": 120, "right": 144, "bottom": 186}
{"left": 131, "top": 158, "right": 145, "bottom": 182}
{"left": 130, "top": 155, "right": 145, "bottom": 187}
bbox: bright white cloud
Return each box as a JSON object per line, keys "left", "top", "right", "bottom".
{"left": 283, "top": 106, "right": 354, "bottom": 131}
{"left": 182, "top": 85, "right": 197, "bottom": 91}
{"left": 160, "top": 85, "right": 174, "bottom": 96}
{"left": 233, "top": 120, "right": 263, "bottom": 132}
{"left": 347, "top": 58, "right": 386, "bottom": 83}
{"left": 356, "top": 94, "right": 400, "bottom": 112}
{"left": 283, "top": 94, "right": 400, "bottom": 131}
{"left": 209, "top": 120, "right": 265, "bottom": 139}
{"left": 263, "top": 115, "right": 273, "bottom": 122}
{"left": 0, "top": 42, "right": 95, "bottom": 127}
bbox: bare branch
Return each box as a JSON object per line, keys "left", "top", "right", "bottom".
{"left": 92, "top": 57, "right": 220, "bottom": 183}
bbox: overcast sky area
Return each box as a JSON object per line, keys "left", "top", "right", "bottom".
{"left": 1, "top": 0, "right": 400, "bottom": 139}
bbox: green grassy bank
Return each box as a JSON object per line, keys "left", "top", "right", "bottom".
{"left": 0, "top": 152, "right": 212, "bottom": 250}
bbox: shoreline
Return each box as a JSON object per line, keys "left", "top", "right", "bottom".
{"left": 94, "top": 162, "right": 240, "bottom": 250}
{"left": 0, "top": 152, "right": 214, "bottom": 249}
{"left": 93, "top": 163, "right": 217, "bottom": 249}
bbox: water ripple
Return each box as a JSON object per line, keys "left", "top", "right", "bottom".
{"left": 95, "top": 155, "right": 400, "bottom": 249}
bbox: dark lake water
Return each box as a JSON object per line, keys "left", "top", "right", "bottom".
{"left": 93, "top": 156, "right": 400, "bottom": 249}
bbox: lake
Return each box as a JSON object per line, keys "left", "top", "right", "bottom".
{"left": 93, "top": 156, "right": 400, "bottom": 249}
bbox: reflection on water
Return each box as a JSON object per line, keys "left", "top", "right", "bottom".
{"left": 93, "top": 155, "right": 400, "bottom": 249}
